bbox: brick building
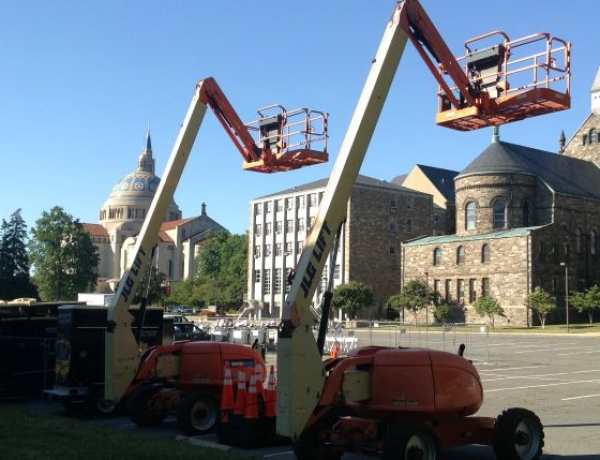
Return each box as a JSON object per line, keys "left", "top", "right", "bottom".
{"left": 402, "top": 66, "right": 600, "bottom": 326}
{"left": 247, "top": 175, "right": 433, "bottom": 319}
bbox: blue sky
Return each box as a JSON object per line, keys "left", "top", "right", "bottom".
{"left": 1, "top": 1, "right": 599, "bottom": 235}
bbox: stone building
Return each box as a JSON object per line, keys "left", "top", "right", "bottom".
{"left": 393, "top": 164, "right": 458, "bottom": 235}
{"left": 401, "top": 66, "right": 600, "bottom": 326}
{"left": 84, "top": 130, "right": 226, "bottom": 293}
{"left": 247, "top": 175, "right": 433, "bottom": 319}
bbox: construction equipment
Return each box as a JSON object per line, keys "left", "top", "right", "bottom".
{"left": 124, "top": 342, "right": 264, "bottom": 435}
{"left": 276, "top": 1, "right": 568, "bottom": 459}
{"left": 103, "top": 78, "right": 328, "bottom": 433}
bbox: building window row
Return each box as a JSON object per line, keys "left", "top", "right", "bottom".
{"left": 433, "top": 244, "right": 491, "bottom": 266}
{"left": 464, "top": 197, "right": 515, "bottom": 231}
{"left": 433, "top": 277, "right": 490, "bottom": 305}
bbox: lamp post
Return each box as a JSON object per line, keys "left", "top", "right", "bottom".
{"left": 560, "top": 262, "right": 569, "bottom": 333}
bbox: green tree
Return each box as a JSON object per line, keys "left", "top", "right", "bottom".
{"left": 473, "top": 296, "right": 505, "bottom": 329}
{"left": 433, "top": 302, "right": 464, "bottom": 324}
{"left": 570, "top": 285, "right": 600, "bottom": 324}
{"left": 189, "top": 231, "right": 248, "bottom": 310}
{"left": 388, "top": 279, "right": 432, "bottom": 326}
{"left": 28, "top": 207, "right": 99, "bottom": 301}
{"left": 0, "top": 209, "right": 37, "bottom": 300}
{"left": 526, "top": 286, "right": 556, "bottom": 329}
{"left": 332, "top": 281, "right": 374, "bottom": 319}
{"left": 133, "top": 266, "right": 168, "bottom": 307}
{"left": 167, "top": 277, "right": 205, "bottom": 310}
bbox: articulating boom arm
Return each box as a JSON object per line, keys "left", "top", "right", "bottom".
{"left": 276, "top": 0, "right": 570, "bottom": 440}
{"left": 105, "top": 79, "right": 328, "bottom": 403}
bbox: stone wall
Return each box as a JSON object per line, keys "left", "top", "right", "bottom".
{"left": 347, "top": 185, "right": 433, "bottom": 307}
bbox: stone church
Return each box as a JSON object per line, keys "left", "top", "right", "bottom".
{"left": 83, "top": 130, "right": 226, "bottom": 293}
{"left": 401, "top": 66, "right": 600, "bottom": 326}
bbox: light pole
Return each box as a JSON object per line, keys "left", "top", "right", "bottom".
{"left": 560, "top": 262, "right": 569, "bottom": 333}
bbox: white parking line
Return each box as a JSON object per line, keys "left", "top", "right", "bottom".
{"left": 482, "top": 369, "right": 600, "bottom": 383}
{"left": 485, "top": 379, "right": 600, "bottom": 393}
{"left": 561, "top": 394, "right": 600, "bottom": 401}
{"left": 478, "top": 366, "right": 545, "bottom": 373}
{"left": 558, "top": 350, "right": 600, "bottom": 356}
{"left": 512, "top": 346, "right": 590, "bottom": 354}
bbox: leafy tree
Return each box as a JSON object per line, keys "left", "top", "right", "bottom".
{"left": 332, "top": 281, "right": 374, "bottom": 319}
{"left": 167, "top": 277, "right": 205, "bottom": 310}
{"left": 570, "top": 285, "right": 600, "bottom": 324}
{"left": 433, "top": 302, "right": 464, "bottom": 324}
{"left": 388, "top": 279, "right": 433, "bottom": 326}
{"left": 187, "top": 231, "right": 248, "bottom": 310}
{"left": 133, "top": 266, "right": 168, "bottom": 307}
{"left": 526, "top": 286, "right": 556, "bottom": 329}
{"left": 473, "top": 296, "right": 505, "bottom": 328}
{"left": 28, "top": 207, "right": 99, "bottom": 301}
{"left": 0, "top": 209, "right": 37, "bottom": 300}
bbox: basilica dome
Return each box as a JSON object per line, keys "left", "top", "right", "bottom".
{"left": 99, "top": 129, "right": 182, "bottom": 227}
{"left": 109, "top": 170, "right": 160, "bottom": 198}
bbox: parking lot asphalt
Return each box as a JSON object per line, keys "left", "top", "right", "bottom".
{"left": 21, "top": 330, "right": 600, "bottom": 459}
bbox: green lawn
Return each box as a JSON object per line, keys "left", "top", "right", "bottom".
{"left": 0, "top": 404, "right": 245, "bottom": 460}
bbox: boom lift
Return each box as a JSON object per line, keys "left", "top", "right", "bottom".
{"left": 276, "top": 1, "right": 569, "bottom": 459}
{"left": 104, "top": 78, "right": 328, "bottom": 408}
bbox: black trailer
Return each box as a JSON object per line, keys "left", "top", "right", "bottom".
{"left": 0, "top": 302, "right": 68, "bottom": 400}
{"left": 45, "top": 305, "right": 164, "bottom": 416}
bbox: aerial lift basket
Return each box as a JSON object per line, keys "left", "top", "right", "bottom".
{"left": 436, "top": 31, "right": 570, "bottom": 130}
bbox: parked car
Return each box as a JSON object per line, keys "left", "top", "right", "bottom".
{"left": 173, "top": 322, "right": 210, "bottom": 341}
{"left": 164, "top": 314, "right": 191, "bottom": 324}
{"left": 168, "top": 305, "right": 195, "bottom": 314}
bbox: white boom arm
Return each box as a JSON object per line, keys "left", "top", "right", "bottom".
{"left": 276, "top": 3, "right": 410, "bottom": 440}
{"left": 105, "top": 84, "right": 208, "bottom": 402}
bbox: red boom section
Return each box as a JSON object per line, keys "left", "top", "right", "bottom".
{"left": 399, "top": 0, "right": 570, "bottom": 131}
{"left": 198, "top": 77, "right": 328, "bottom": 173}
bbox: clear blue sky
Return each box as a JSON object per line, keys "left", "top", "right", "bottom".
{"left": 1, "top": 1, "right": 598, "bottom": 235}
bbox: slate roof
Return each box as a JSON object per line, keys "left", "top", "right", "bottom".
{"left": 403, "top": 226, "right": 544, "bottom": 247}
{"left": 255, "top": 174, "right": 427, "bottom": 200}
{"left": 457, "top": 141, "right": 600, "bottom": 200}
{"left": 415, "top": 164, "right": 458, "bottom": 203}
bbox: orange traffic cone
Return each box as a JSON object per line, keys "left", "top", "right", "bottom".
{"left": 220, "top": 363, "right": 235, "bottom": 423}
{"left": 253, "top": 362, "right": 264, "bottom": 397}
{"left": 330, "top": 343, "right": 339, "bottom": 358}
{"left": 233, "top": 368, "right": 247, "bottom": 416}
{"left": 264, "top": 365, "right": 276, "bottom": 418}
{"left": 244, "top": 373, "right": 259, "bottom": 419}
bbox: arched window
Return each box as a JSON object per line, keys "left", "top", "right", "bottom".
{"left": 481, "top": 244, "right": 491, "bottom": 263}
{"left": 493, "top": 198, "right": 507, "bottom": 229}
{"left": 576, "top": 228, "right": 582, "bottom": 254}
{"left": 456, "top": 246, "right": 465, "bottom": 265}
{"left": 465, "top": 201, "right": 476, "bottom": 230}
{"left": 590, "top": 128, "right": 597, "bottom": 144}
{"left": 522, "top": 201, "right": 530, "bottom": 227}
{"left": 433, "top": 248, "right": 442, "bottom": 266}
{"left": 537, "top": 241, "right": 544, "bottom": 261}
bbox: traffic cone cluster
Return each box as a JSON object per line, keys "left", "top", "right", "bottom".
{"left": 219, "top": 361, "right": 278, "bottom": 448}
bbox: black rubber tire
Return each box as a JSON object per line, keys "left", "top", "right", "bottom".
{"left": 89, "top": 387, "right": 120, "bottom": 418}
{"left": 382, "top": 420, "right": 440, "bottom": 460}
{"left": 127, "top": 385, "right": 167, "bottom": 428}
{"left": 493, "top": 408, "right": 544, "bottom": 460}
{"left": 292, "top": 407, "right": 351, "bottom": 460}
{"left": 176, "top": 391, "right": 219, "bottom": 436}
